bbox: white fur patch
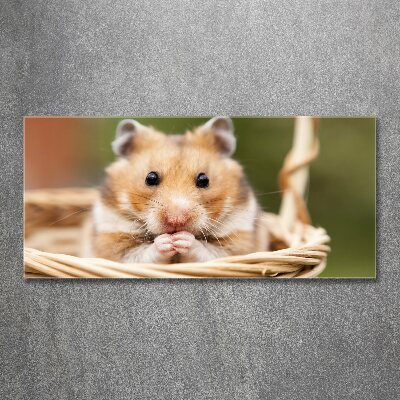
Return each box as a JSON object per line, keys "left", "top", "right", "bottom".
{"left": 93, "top": 199, "right": 141, "bottom": 233}
{"left": 146, "top": 208, "right": 162, "bottom": 234}
{"left": 122, "top": 244, "right": 153, "bottom": 263}
{"left": 217, "top": 196, "right": 231, "bottom": 221}
{"left": 213, "top": 195, "right": 258, "bottom": 237}
{"left": 117, "top": 192, "right": 134, "bottom": 212}
{"left": 180, "top": 240, "right": 229, "bottom": 263}
{"left": 172, "top": 195, "right": 190, "bottom": 210}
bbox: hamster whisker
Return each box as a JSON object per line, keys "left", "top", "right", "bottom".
{"left": 49, "top": 207, "right": 91, "bottom": 226}
{"left": 207, "top": 209, "right": 262, "bottom": 232}
{"left": 206, "top": 222, "right": 233, "bottom": 245}
{"left": 115, "top": 190, "right": 166, "bottom": 209}
{"left": 254, "top": 190, "right": 284, "bottom": 196}
{"left": 203, "top": 225, "right": 223, "bottom": 249}
{"left": 206, "top": 216, "right": 224, "bottom": 226}
{"left": 206, "top": 221, "right": 236, "bottom": 244}
{"left": 201, "top": 197, "right": 227, "bottom": 206}
{"left": 117, "top": 201, "right": 153, "bottom": 210}
{"left": 124, "top": 214, "right": 145, "bottom": 224}
{"left": 136, "top": 221, "right": 148, "bottom": 231}
{"left": 207, "top": 218, "right": 240, "bottom": 240}
{"left": 199, "top": 227, "right": 208, "bottom": 244}
{"left": 127, "top": 192, "right": 166, "bottom": 209}
{"left": 205, "top": 205, "right": 252, "bottom": 213}
{"left": 118, "top": 202, "right": 149, "bottom": 205}
{"left": 217, "top": 210, "right": 262, "bottom": 224}
{"left": 202, "top": 200, "right": 222, "bottom": 206}
{"left": 206, "top": 215, "right": 235, "bottom": 234}
{"left": 134, "top": 220, "right": 154, "bottom": 241}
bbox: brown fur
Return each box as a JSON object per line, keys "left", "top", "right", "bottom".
{"left": 90, "top": 120, "right": 265, "bottom": 262}
{"left": 92, "top": 231, "right": 145, "bottom": 261}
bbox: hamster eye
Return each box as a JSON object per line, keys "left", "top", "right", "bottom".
{"left": 196, "top": 173, "right": 209, "bottom": 188}
{"left": 145, "top": 171, "right": 160, "bottom": 186}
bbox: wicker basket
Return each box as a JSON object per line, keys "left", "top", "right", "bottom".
{"left": 24, "top": 117, "right": 330, "bottom": 278}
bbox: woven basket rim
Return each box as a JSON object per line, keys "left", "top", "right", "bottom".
{"left": 24, "top": 189, "right": 330, "bottom": 279}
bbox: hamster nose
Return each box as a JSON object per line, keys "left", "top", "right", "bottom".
{"left": 164, "top": 210, "right": 191, "bottom": 232}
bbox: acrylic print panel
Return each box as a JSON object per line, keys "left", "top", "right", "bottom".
{"left": 24, "top": 116, "right": 376, "bottom": 278}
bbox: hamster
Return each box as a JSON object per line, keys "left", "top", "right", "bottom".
{"left": 88, "top": 117, "right": 267, "bottom": 264}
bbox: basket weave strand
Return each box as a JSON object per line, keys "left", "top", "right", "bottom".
{"left": 24, "top": 209, "right": 330, "bottom": 278}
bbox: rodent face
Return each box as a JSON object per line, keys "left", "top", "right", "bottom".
{"left": 101, "top": 118, "right": 251, "bottom": 238}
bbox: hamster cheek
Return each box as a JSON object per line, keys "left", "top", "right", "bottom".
{"left": 146, "top": 207, "right": 164, "bottom": 235}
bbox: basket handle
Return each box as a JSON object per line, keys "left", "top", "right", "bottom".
{"left": 279, "top": 116, "right": 319, "bottom": 232}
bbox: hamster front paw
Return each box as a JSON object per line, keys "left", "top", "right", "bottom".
{"left": 153, "top": 233, "right": 177, "bottom": 262}
{"left": 171, "top": 231, "right": 198, "bottom": 255}
{"left": 152, "top": 232, "right": 222, "bottom": 263}
{"left": 171, "top": 231, "right": 210, "bottom": 262}
{"left": 172, "top": 231, "right": 227, "bottom": 262}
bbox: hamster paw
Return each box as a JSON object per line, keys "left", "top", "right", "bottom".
{"left": 153, "top": 233, "right": 176, "bottom": 261}
{"left": 171, "top": 231, "right": 198, "bottom": 255}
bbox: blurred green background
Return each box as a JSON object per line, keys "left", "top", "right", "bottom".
{"left": 25, "top": 117, "right": 376, "bottom": 277}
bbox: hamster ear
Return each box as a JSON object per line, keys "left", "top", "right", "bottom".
{"left": 199, "top": 116, "right": 236, "bottom": 157}
{"left": 112, "top": 119, "right": 145, "bottom": 157}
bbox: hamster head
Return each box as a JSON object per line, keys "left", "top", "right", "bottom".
{"left": 101, "top": 117, "right": 253, "bottom": 238}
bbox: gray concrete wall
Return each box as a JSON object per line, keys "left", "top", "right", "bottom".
{"left": 1, "top": 1, "right": 398, "bottom": 399}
